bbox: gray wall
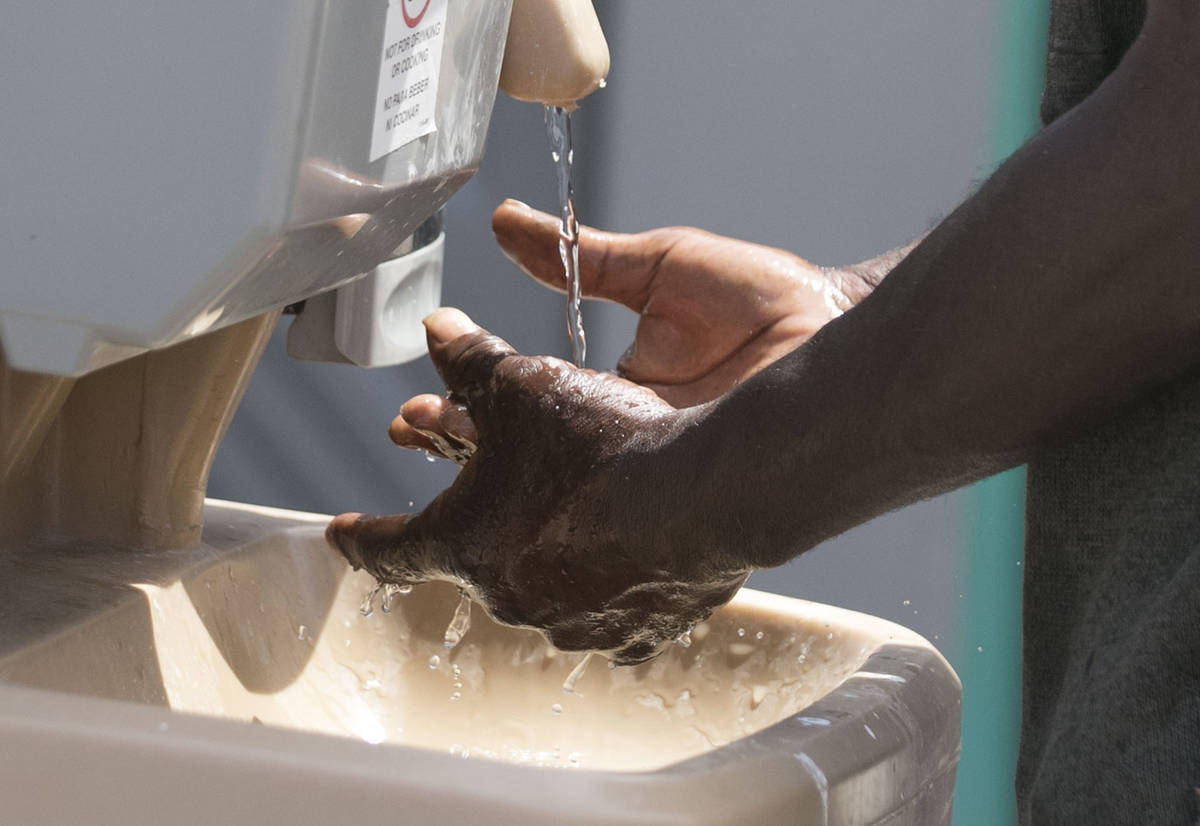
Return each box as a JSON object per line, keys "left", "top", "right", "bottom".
{"left": 211, "top": 0, "right": 997, "bottom": 656}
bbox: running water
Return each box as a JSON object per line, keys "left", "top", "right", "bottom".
{"left": 359, "top": 584, "right": 382, "bottom": 618}
{"left": 562, "top": 652, "right": 593, "bottom": 694}
{"left": 544, "top": 105, "right": 586, "bottom": 367}
{"left": 380, "top": 582, "right": 412, "bottom": 613}
{"left": 443, "top": 590, "right": 473, "bottom": 649}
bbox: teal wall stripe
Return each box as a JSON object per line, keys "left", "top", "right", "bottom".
{"left": 952, "top": 2, "right": 1049, "bottom": 825}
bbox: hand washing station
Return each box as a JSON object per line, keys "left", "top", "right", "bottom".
{"left": 0, "top": 500, "right": 960, "bottom": 826}
{"left": 0, "top": 2, "right": 960, "bottom": 824}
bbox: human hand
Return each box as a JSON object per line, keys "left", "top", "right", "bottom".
{"left": 326, "top": 308, "right": 749, "bottom": 665}
{"left": 492, "top": 199, "right": 868, "bottom": 407}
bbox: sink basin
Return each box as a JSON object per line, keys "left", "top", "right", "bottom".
{"left": 0, "top": 500, "right": 961, "bottom": 825}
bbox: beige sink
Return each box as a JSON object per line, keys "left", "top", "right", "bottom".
{"left": 0, "top": 500, "right": 961, "bottom": 825}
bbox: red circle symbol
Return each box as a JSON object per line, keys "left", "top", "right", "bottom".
{"left": 401, "top": 0, "right": 431, "bottom": 27}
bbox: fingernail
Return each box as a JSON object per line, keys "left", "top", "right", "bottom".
{"left": 501, "top": 198, "right": 531, "bottom": 210}
{"left": 422, "top": 307, "right": 477, "bottom": 343}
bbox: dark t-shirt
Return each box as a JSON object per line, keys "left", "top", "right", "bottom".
{"left": 1020, "top": 2, "right": 1200, "bottom": 823}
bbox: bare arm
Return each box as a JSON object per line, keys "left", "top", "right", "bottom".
{"left": 327, "top": 3, "right": 1200, "bottom": 660}
{"left": 656, "top": 2, "right": 1200, "bottom": 567}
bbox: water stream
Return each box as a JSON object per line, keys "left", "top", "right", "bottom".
{"left": 544, "top": 105, "right": 586, "bottom": 368}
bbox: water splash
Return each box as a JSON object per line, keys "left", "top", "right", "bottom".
{"left": 676, "top": 625, "right": 695, "bottom": 648}
{"left": 544, "top": 105, "right": 586, "bottom": 367}
{"left": 562, "top": 652, "right": 593, "bottom": 694}
{"left": 380, "top": 582, "right": 412, "bottom": 613}
{"left": 359, "top": 584, "right": 382, "bottom": 618}
{"left": 443, "top": 591, "right": 472, "bottom": 649}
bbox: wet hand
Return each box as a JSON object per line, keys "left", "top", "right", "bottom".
{"left": 326, "top": 308, "right": 749, "bottom": 665}
{"left": 492, "top": 199, "right": 866, "bottom": 407}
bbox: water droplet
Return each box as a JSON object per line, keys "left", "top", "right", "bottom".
{"left": 676, "top": 627, "right": 693, "bottom": 648}
{"left": 567, "top": 752, "right": 581, "bottom": 766}
{"left": 424, "top": 452, "right": 436, "bottom": 463}
{"left": 551, "top": 703, "right": 563, "bottom": 715}
{"left": 607, "top": 660, "right": 616, "bottom": 670}
{"left": 902, "top": 599, "right": 911, "bottom": 606}
{"left": 449, "top": 744, "right": 470, "bottom": 759}
{"left": 449, "top": 691, "right": 461, "bottom": 701}
{"left": 296, "top": 624, "right": 308, "bottom": 641}
{"left": 562, "top": 652, "right": 593, "bottom": 694}
{"left": 737, "top": 627, "right": 746, "bottom": 638}
{"left": 359, "top": 584, "right": 382, "bottom": 617}
{"left": 551, "top": 150, "right": 560, "bottom": 163}
{"left": 728, "top": 641, "right": 755, "bottom": 658}
{"left": 428, "top": 654, "right": 441, "bottom": 670}
{"left": 443, "top": 592, "right": 473, "bottom": 649}
{"left": 755, "top": 631, "right": 764, "bottom": 641}
{"left": 381, "top": 582, "right": 410, "bottom": 613}
{"left": 597, "top": 77, "right": 607, "bottom": 88}
{"left": 751, "top": 684, "right": 768, "bottom": 708}
{"left": 364, "top": 678, "right": 381, "bottom": 691}
{"left": 827, "top": 632, "right": 834, "bottom": 640}
{"left": 977, "top": 646, "right": 984, "bottom": 652}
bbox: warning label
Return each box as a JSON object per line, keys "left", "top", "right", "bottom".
{"left": 369, "top": 0, "right": 447, "bottom": 162}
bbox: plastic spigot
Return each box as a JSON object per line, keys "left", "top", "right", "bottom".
{"left": 499, "top": 0, "right": 610, "bottom": 109}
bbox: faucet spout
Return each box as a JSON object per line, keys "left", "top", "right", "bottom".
{"left": 499, "top": 0, "right": 610, "bottom": 109}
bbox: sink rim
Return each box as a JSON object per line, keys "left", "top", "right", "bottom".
{"left": 0, "top": 500, "right": 962, "bottom": 825}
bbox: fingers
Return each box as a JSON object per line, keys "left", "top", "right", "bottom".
{"left": 492, "top": 199, "right": 676, "bottom": 312}
{"left": 390, "top": 394, "right": 477, "bottom": 464}
{"left": 326, "top": 511, "right": 445, "bottom": 584}
{"left": 326, "top": 512, "right": 416, "bottom": 579}
{"left": 423, "top": 308, "right": 519, "bottom": 408}
{"left": 438, "top": 404, "right": 479, "bottom": 448}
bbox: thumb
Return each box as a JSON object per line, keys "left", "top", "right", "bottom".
{"left": 492, "top": 199, "right": 666, "bottom": 311}
{"left": 423, "top": 308, "right": 519, "bottom": 410}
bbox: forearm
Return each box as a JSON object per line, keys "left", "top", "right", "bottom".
{"left": 665, "top": 5, "right": 1200, "bottom": 569}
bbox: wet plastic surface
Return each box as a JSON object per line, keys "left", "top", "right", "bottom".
{"left": 0, "top": 500, "right": 960, "bottom": 824}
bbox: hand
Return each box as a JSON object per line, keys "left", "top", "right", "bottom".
{"left": 492, "top": 199, "right": 867, "bottom": 407}
{"left": 326, "top": 308, "right": 749, "bottom": 665}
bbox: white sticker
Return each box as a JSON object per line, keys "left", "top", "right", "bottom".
{"left": 369, "top": 0, "right": 448, "bottom": 163}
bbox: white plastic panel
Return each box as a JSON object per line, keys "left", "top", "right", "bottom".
{"left": 334, "top": 232, "right": 445, "bottom": 367}
{"left": 0, "top": 0, "right": 512, "bottom": 376}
